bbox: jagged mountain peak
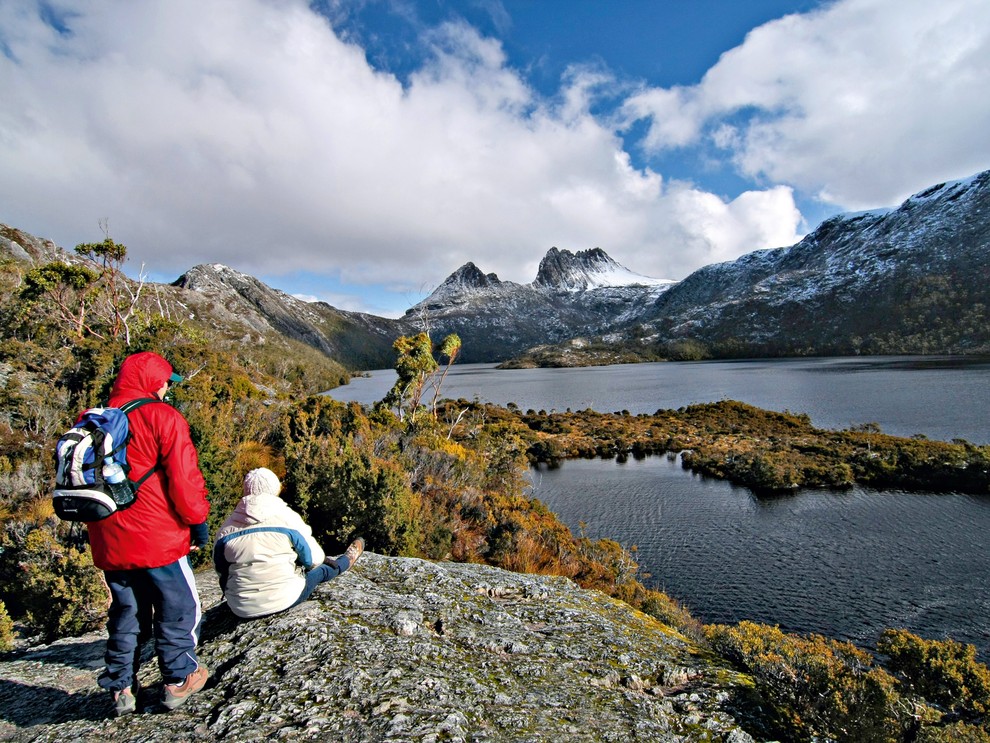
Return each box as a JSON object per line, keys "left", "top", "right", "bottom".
{"left": 408, "top": 261, "right": 510, "bottom": 315}
{"left": 174, "top": 262, "right": 260, "bottom": 290}
{"left": 444, "top": 261, "right": 502, "bottom": 290}
{"left": 534, "top": 246, "right": 672, "bottom": 291}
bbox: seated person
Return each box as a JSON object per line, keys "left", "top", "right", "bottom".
{"left": 213, "top": 467, "right": 363, "bottom": 619}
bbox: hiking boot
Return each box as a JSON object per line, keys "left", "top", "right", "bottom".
{"left": 162, "top": 665, "right": 208, "bottom": 710}
{"left": 113, "top": 686, "right": 137, "bottom": 717}
{"left": 344, "top": 537, "right": 365, "bottom": 567}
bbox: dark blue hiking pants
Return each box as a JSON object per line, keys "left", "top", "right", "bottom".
{"left": 289, "top": 553, "right": 351, "bottom": 609}
{"left": 99, "top": 556, "right": 202, "bottom": 691}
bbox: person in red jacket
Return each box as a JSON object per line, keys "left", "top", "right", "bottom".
{"left": 87, "top": 351, "right": 211, "bottom": 716}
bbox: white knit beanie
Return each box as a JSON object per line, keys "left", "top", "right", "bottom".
{"left": 243, "top": 467, "right": 282, "bottom": 497}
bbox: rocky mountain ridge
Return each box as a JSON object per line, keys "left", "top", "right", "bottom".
{"left": 499, "top": 171, "right": 990, "bottom": 366}
{"left": 172, "top": 263, "right": 403, "bottom": 371}
{"left": 628, "top": 171, "right": 990, "bottom": 356}
{"left": 5, "top": 167, "right": 989, "bottom": 371}
{"left": 408, "top": 247, "right": 675, "bottom": 362}
{"left": 0, "top": 226, "right": 403, "bottom": 373}
{"left": 0, "top": 554, "right": 758, "bottom": 742}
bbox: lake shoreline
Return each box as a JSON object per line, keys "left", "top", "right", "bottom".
{"left": 445, "top": 398, "right": 990, "bottom": 496}
{"left": 330, "top": 355, "right": 990, "bottom": 445}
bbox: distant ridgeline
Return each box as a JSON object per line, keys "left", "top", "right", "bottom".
{"left": 411, "top": 170, "right": 990, "bottom": 365}
{"left": 4, "top": 169, "right": 989, "bottom": 370}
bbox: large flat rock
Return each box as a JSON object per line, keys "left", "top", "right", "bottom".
{"left": 0, "top": 554, "right": 756, "bottom": 742}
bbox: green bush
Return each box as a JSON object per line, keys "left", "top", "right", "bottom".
{"left": 3, "top": 527, "right": 108, "bottom": 642}
{"left": 280, "top": 396, "right": 421, "bottom": 556}
{"left": 0, "top": 599, "right": 14, "bottom": 652}
{"left": 639, "top": 590, "right": 703, "bottom": 640}
{"left": 706, "top": 620, "right": 904, "bottom": 742}
{"left": 916, "top": 722, "right": 990, "bottom": 742}
{"left": 879, "top": 629, "right": 990, "bottom": 719}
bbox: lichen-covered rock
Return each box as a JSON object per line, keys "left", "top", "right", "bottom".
{"left": 0, "top": 554, "right": 757, "bottom": 742}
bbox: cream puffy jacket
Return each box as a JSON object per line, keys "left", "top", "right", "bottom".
{"left": 213, "top": 493, "right": 326, "bottom": 618}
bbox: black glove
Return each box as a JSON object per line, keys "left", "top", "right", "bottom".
{"left": 189, "top": 522, "right": 209, "bottom": 549}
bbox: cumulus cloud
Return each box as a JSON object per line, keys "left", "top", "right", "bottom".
{"left": 622, "top": 0, "right": 990, "bottom": 209}
{"left": 0, "top": 0, "right": 803, "bottom": 309}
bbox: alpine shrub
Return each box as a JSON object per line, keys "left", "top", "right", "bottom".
{"left": 879, "top": 629, "right": 990, "bottom": 719}
{"left": 10, "top": 527, "right": 108, "bottom": 642}
{"left": 0, "top": 599, "right": 14, "bottom": 652}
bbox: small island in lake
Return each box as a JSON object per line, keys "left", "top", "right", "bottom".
{"left": 440, "top": 398, "right": 990, "bottom": 495}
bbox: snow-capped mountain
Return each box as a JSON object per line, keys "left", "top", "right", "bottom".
{"left": 406, "top": 247, "right": 675, "bottom": 362}
{"left": 619, "top": 171, "right": 990, "bottom": 357}
{"left": 411, "top": 170, "right": 990, "bottom": 364}
{"left": 534, "top": 247, "right": 674, "bottom": 292}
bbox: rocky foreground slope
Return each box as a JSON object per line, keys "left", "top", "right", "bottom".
{"left": 0, "top": 554, "right": 757, "bottom": 742}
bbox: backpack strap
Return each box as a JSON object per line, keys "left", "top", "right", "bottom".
{"left": 120, "top": 397, "right": 161, "bottom": 415}
{"left": 119, "top": 397, "right": 166, "bottom": 487}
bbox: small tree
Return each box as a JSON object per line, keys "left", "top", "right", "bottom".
{"left": 379, "top": 332, "right": 434, "bottom": 421}
{"left": 19, "top": 222, "right": 148, "bottom": 345}
{"left": 430, "top": 333, "right": 461, "bottom": 418}
{"left": 379, "top": 332, "right": 461, "bottom": 422}
{"left": 20, "top": 262, "right": 99, "bottom": 339}
{"left": 74, "top": 221, "right": 146, "bottom": 344}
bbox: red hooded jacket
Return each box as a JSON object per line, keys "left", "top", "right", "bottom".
{"left": 87, "top": 352, "right": 210, "bottom": 571}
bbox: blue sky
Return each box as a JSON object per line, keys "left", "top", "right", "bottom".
{"left": 2, "top": 0, "right": 989, "bottom": 316}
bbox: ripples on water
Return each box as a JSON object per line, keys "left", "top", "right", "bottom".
{"left": 332, "top": 357, "right": 990, "bottom": 658}
{"left": 529, "top": 455, "right": 990, "bottom": 660}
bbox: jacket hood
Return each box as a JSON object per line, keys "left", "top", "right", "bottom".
{"left": 111, "top": 352, "right": 175, "bottom": 399}
{"left": 232, "top": 493, "right": 291, "bottom": 524}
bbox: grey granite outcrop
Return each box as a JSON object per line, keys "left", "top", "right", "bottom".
{"left": 0, "top": 554, "right": 758, "bottom": 742}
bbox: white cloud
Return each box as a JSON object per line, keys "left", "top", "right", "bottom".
{"left": 0, "top": 0, "right": 803, "bottom": 309}
{"left": 622, "top": 0, "right": 990, "bottom": 209}
{"left": 632, "top": 183, "right": 802, "bottom": 278}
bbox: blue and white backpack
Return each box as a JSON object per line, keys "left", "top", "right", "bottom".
{"left": 53, "top": 398, "right": 160, "bottom": 522}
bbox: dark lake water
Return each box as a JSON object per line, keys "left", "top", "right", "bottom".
{"left": 530, "top": 456, "right": 990, "bottom": 658}
{"left": 332, "top": 356, "right": 990, "bottom": 444}
{"left": 330, "top": 356, "right": 990, "bottom": 657}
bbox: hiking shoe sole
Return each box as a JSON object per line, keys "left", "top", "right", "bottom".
{"left": 344, "top": 537, "right": 365, "bottom": 566}
{"left": 113, "top": 688, "right": 137, "bottom": 717}
{"left": 162, "top": 665, "right": 208, "bottom": 710}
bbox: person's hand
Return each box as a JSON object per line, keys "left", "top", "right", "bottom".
{"left": 189, "top": 522, "right": 209, "bottom": 551}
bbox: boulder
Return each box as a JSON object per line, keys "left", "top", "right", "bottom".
{"left": 0, "top": 554, "right": 756, "bottom": 741}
